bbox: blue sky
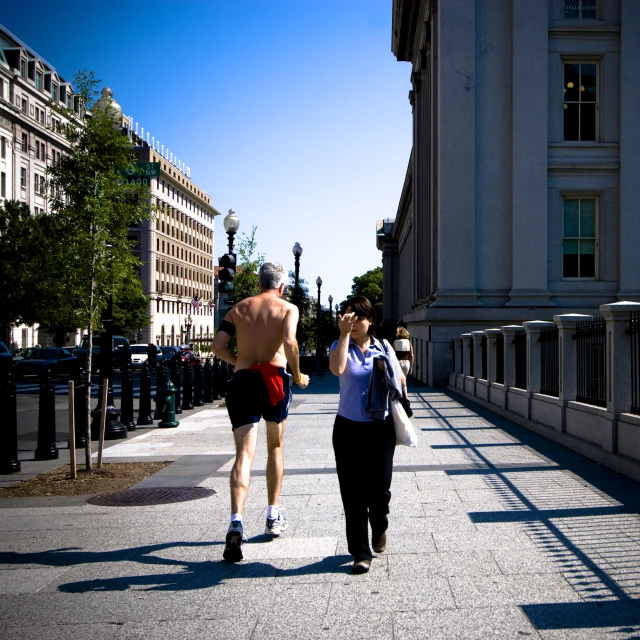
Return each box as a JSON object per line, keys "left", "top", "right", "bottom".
{"left": 2, "top": 1, "right": 412, "bottom": 305}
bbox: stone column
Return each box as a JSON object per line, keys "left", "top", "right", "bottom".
{"left": 507, "top": 0, "right": 553, "bottom": 307}
{"left": 453, "top": 337, "right": 462, "bottom": 374}
{"left": 432, "top": 0, "right": 480, "bottom": 307}
{"left": 523, "top": 321, "right": 556, "bottom": 394}
{"left": 601, "top": 301, "right": 640, "bottom": 421}
{"left": 461, "top": 334, "right": 472, "bottom": 377}
{"left": 500, "top": 326, "right": 524, "bottom": 390}
{"left": 472, "top": 331, "right": 485, "bottom": 379}
{"left": 618, "top": 1, "right": 640, "bottom": 300}
{"left": 554, "top": 314, "right": 593, "bottom": 432}
{"left": 485, "top": 329, "right": 502, "bottom": 384}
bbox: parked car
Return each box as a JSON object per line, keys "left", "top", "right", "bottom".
{"left": 0, "top": 341, "right": 12, "bottom": 376}
{"left": 130, "top": 343, "right": 162, "bottom": 370}
{"left": 179, "top": 344, "right": 197, "bottom": 367}
{"left": 12, "top": 347, "right": 34, "bottom": 361}
{"left": 74, "top": 335, "right": 131, "bottom": 373}
{"left": 13, "top": 347, "right": 79, "bottom": 379}
{"left": 159, "top": 345, "right": 181, "bottom": 364}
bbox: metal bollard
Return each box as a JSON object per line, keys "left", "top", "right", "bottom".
{"left": 194, "top": 358, "right": 204, "bottom": 406}
{"left": 158, "top": 378, "right": 180, "bottom": 428}
{"left": 203, "top": 358, "right": 213, "bottom": 403}
{"left": 120, "top": 361, "right": 136, "bottom": 430}
{"left": 0, "top": 372, "right": 21, "bottom": 473}
{"left": 220, "top": 361, "right": 229, "bottom": 398}
{"left": 154, "top": 364, "right": 167, "bottom": 420}
{"left": 136, "top": 362, "right": 153, "bottom": 425}
{"left": 73, "top": 367, "right": 88, "bottom": 448}
{"left": 34, "top": 369, "right": 59, "bottom": 461}
{"left": 212, "top": 356, "right": 222, "bottom": 400}
{"left": 182, "top": 360, "right": 194, "bottom": 411}
{"left": 172, "top": 357, "right": 183, "bottom": 414}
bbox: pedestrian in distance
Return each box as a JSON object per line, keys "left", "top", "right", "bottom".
{"left": 211, "top": 261, "right": 310, "bottom": 563}
{"left": 393, "top": 326, "right": 414, "bottom": 417}
{"left": 329, "top": 296, "right": 405, "bottom": 574}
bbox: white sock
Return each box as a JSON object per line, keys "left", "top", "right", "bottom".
{"left": 267, "top": 505, "right": 279, "bottom": 519}
{"left": 230, "top": 513, "right": 242, "bottom": 524}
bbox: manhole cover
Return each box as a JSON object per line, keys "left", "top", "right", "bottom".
{"left": 86, "top": 486, "right": 215, "bottom": 507}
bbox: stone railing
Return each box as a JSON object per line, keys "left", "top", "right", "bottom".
{"left": 448, "top": 302, "right": 640, "bottom": 483}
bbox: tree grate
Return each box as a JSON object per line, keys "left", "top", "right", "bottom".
{"left": 86, "top": 486, "right": 215, "bottom": 507}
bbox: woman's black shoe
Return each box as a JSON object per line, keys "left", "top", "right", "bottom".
{"left": 352, "top": 559, "right": 371, "bottom": 574}
{"left": 400, "top": 397, "right": 413, "bottom": 418}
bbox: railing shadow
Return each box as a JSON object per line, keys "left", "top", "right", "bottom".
{"left": 413, "top": 388, "right": 640, "bottom": 633}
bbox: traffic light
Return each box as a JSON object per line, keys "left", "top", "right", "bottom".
{"left": 218, "top": 253, "right": 236, "bottom": 293}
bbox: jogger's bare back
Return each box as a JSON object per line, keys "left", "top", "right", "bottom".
{"left": 229, "top": 293, "right": 297, "bottom": 371}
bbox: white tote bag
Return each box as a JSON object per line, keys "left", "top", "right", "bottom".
{"left": 390, "top": 399, "right": 418, "bottom": 447}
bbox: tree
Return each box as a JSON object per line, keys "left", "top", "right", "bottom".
{"left": 346, "top": 266, "right": 383, "bottom": 323}
{"left": 231, "top": 226, "right": 264, "bottom": 304}
{"left": 288, "top": 270, "right": 312, "bottom": 348}
{"left": 0, "top": 201, "right": 41, "bottom": 344}
{"left": 111, "top": 270, "right": 151, "bottom": 336}
{"left": 43, "top": 70, "right": 152, "bottom": 468}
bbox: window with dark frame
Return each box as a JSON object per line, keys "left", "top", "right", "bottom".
{"left": 565, "top": 0, "right": 597, "bottom": 19}
{"left": 564, "top": 62, "right": 597, "bottom": 141}
{"left": 20, "top": 167, "right": 26, "bottom": 188}
{"left": 563, "top": 198, "right": 596, "bottom": 278}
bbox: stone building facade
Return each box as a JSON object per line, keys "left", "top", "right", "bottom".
{"left": 0, "top": 24, "right": 81, "bottom": 350}
{"left": 124, "top": 124, "right": 220, "bottom": 348}
{"left": 383, "top": 0, "right": 640, "bottom": 386}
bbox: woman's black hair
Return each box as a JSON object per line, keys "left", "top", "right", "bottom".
{"left": 340, "top": 296, "right": 377, "bottom": 335}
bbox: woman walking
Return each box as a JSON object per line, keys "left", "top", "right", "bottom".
{"left": 394, "top": 326, "right": 414, "bottom": 416}
{"left": 329, "top": 296, "right": 404, "bottom": 574}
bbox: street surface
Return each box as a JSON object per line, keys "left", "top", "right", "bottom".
{"left": 2, "top": 375, "right": 640, "bottom": 638}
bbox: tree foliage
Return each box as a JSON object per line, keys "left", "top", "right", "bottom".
{"left": 0, "top": 201, "right": 41, "bottom": 341}
{"left": 231, "top": 226, "right": 264, "bottom": 304}
{"left": 346, "top": 266, "right": 383, "bottom": 322}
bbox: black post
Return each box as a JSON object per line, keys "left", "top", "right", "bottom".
{"left": 172, "top": 356, "right": 183, "bottom": 414}
{"left": 294, "top": 253, "right": 300, "bottom": 290}
{"left": 136, "top": 362, "right": 153, "bottom": 425}
{"left": 34, "top": 370, "right": 59, "bottom": 460}
{"left": 73, "top": 367, "right": 88, "bottom": 448}
{"left": 203, "top": 358, "right": 213, "bottom": 403}
{"left": 154, "top": 364, "right": 167, "bottom": 420}
{"left": 316, "top": 280, "right": 323, "bottom": 376}
{"left": 0, "top": 373, "right": 21, "bottom": 473}
{"left": 120, "top": 361, "right": 136, "bottom": 430}
{"left": 193, "top": 358, "right": 204, "bottom": 406}
{"left": 182, "top": 360, "right": 194, "bottom": 411}
{"left": 212, "top": 356, "right": 221, "bottom": 400}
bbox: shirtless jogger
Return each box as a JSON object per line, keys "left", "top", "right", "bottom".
{"left": 211, "top": 261, "right": 310, "bottom": 563}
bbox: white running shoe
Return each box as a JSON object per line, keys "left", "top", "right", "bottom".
{"left": 264, "top": 512, "right": 288, "bottom": 537}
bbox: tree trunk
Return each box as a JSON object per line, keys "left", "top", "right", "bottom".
{"left": 85, "top": 321, "right": 93, "bottom": 471}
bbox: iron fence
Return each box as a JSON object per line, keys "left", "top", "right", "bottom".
{"left": 496, "top": 334, "right": 504, "bottom": 384}
{"left": 631, "top": 311, "right": 640, "bottom": 415}
{"left": 514, "top": 330, "right": 527, "bottom": 390}
{"left": 481, "top": 336, "right": 487, "bottom": 380}
{"left": 539, "top": 326, "right": 559, "bottom": 397}
{"left": 575, "top": 317, "right": 606, "bottom": 407}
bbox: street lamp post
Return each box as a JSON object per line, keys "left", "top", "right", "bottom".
{"left": 292, "top": 242, "right": 303, "bottom": 291}
{"left": 335, "top": 303, "right": 339, "bottom": 325}
{"left": 316, "top": 276, "right": 322, "bottom": 375}
{"left": 218, "top": 210, "right": 240, "bottom": 310}
{"left": 328, "top": 295, "right": 333, "bottom": 324}
{"left": 184, "top": 314, "right": 192, "bottom": 346}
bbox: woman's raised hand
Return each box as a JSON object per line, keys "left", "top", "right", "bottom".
{"left": 337, "top": 312, "right": 357, "bottom": 336}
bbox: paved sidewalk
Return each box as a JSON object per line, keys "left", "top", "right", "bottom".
{"left": 1, "top": 376, "right": 640, "bottom": 638}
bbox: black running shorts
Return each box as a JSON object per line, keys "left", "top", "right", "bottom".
{"left": 225, "top": 368, "right": 292, "bottom": 430}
